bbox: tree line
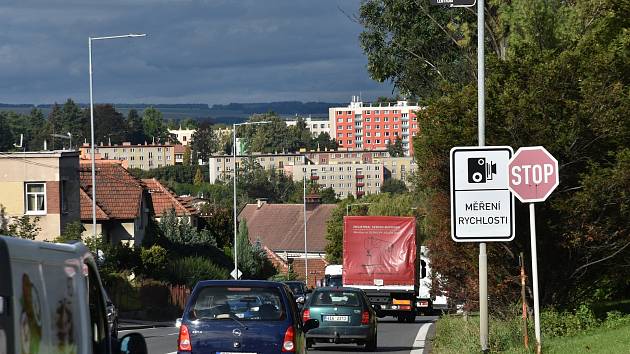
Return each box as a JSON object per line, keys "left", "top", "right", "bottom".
{"left": 359, "top": 0, "right": 630, "bottom": 310}
{"left": 0, "top": 99, "right": 191, "bottom": 151}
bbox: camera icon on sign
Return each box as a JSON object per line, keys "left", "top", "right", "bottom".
{"left": 468, "top": 157, "right": 497, "bottom": 183}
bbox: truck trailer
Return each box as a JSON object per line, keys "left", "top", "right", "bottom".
{"left": 342, "top": 216, "right": 434, "bottom": 322}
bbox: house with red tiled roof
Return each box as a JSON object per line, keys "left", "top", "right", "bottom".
{"left": 142, "top": 178, "right": 198, "bottom": 224}
{"left": 238, "top": 199, "right": 335, "bottom": 287}
{"left": 79, "top": 160, "right": 149, "bottom": 246}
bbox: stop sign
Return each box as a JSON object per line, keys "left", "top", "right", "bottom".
{"left": 507, "top": 146, "right": 559, "bottom": 202}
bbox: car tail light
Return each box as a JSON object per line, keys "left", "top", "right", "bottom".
{"left": 282, "top": 325, "right": 295, "bottom": 352}
{"left": 302, "top": 309, "right": 310, "bottom": 322}
{"left": 178, "top": 324, "right": 192, "bottom": 351}
{"left": 361, "top": 311, "right": 370, "bottom": 325}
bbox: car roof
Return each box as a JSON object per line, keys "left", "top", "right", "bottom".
{"left": 282, "top": 281, "right": 305, "bottom": 285}
{"left": 194, "top": 280, "right": 286, "bottom": 289}
{"left": 314, "top": 286, "right": 364, "bottom": 292}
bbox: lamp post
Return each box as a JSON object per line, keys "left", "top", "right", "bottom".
{"left": 89, "top": 33, "right": 146, "bottom": 239}
{"left": 303, "top": 173, "right": 308, "bottom": 286}
{"left": 232, "top": 121, "right": 271, "bottom": 279}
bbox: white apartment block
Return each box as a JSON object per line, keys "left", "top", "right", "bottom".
{"left": 285, "top": 117, "right": 331, "bottom": 137}
{"left": 169, "top": 128, "right": 196, "bottom": 146}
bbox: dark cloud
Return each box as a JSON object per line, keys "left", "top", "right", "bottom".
{"left": 0, "top": 0, "right": 394, "bottom": 105}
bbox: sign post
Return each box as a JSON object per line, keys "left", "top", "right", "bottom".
{"left": 508, "top": 146, "right": 559, "bottom": 353}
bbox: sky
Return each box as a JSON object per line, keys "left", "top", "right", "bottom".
{"left": 0, "top": 0, "right": 395, "bottom": 105}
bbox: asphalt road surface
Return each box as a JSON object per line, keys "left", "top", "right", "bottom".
{"left": 121, "top": 316, "right": 438, "bottom": 354}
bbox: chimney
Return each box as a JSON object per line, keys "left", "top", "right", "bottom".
{"left": 256, "top": 198, "right": 267, "bottom": 209}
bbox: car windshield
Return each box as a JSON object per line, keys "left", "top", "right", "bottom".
{"left": 286, "top": 283, "right": 304, "bottom": 295}
{"left": 311, "top": 290, "right": 361, "bottom": 307}
{"left": 326, "top": 275, "right": 342, "bottom": 287}
{"left": 190, "top": 286, "right": 286, "bottom": 321}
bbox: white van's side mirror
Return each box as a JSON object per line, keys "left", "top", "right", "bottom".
{"left": 119, "top": 333, "right": 148, "bottom": 354}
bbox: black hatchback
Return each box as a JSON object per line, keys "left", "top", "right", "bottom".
{"left": 177, "top": 280, "right": 319, "bottom": 354}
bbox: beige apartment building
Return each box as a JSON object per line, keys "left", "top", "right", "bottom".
{"left": 0, "top": 151, "right": 81, "bottom": 241}
{"left": 208, "top": 153, "right": 306, "bottom": 183}
{"left": 79, "top": 142, "right": 177, "bottom": 170}
{"left": 291, "top": 161, "right": 384, "bottom": 198}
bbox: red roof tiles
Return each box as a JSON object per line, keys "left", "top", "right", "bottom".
{"left": 79, "top": 187, "right": 109, "bottom": 220}
{"left": 79, "top": 161, "right": 143, "bottom": 220}
{"left": 141, "top": 178, "right": 196, "bottom": 217}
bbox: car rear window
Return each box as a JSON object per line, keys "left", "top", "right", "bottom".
{"left": 311, "top": 291, "right": 361, "bottom": 307}
{"left": 190, "top": 286, "right": 286, "bottom": 321}
{"left": 287, "top": 283, "right": 304, "bottom": 295}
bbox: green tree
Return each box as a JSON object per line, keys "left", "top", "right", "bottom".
{"left": 44, "top": 99, "right": 86, "bottom": 150}
{"left": 193, "top": 167, "right": 204, "bottom": 186}
{"left": 183, "top": 146, "right": 192, "bottom": 166}
{"left": 54, "top": 221, "right": 84, "bottom": 243}
{"left": 126, "top": 109, "right": 147, "bottom": 144}
{"left": 236, "top": 219, "right": 276, "bottom": 279}
{"left": 0, "top": 113, "right": 15, "bottom": 151}
{"left": 359, "top": 0, "right": 630, "bottom": 309}
{"left": 387, "top": 136, "right": 404, "bottom": 157}
{"left": 158, "top": 209, "right": 217, "bottom": 247}
{"left": 93, "top": 104, "right": 127, "bottom": 145}
{"left": 142, "top": 107, "right": 174, "bottom": 143}
{"left": 6, "top": 215, "right": 41, "bottom": 240}
{"left": 191, "top": 124, "right": 218, "bottom": 161}
{"left": 380, "top": 179, "right": 409, "bottom": 194}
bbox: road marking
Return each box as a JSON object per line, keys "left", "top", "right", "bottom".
{"left": 167, "top": 332, "right": 179, "bottom": 336}
{"left": 410, "top": 321, "right": 433, "bottom": 354}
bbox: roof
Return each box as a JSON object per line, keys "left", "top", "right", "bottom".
{"left": 238, "top": 203, "right": 336, "bottom": 252}
{"left": 174, "top": 144, "right": 186, "bottom": 154}
{"left": 141, "top": 178, "right": 197, "bottom": 217}
{"left": 79, "top": 161, "right": 144, "bottom": 220}
{"left": 79, "top": 188, "right": 109, "bottom": 220}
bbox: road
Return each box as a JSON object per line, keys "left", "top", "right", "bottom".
{"left": 120, "top": 316, "right": 437, "bottom": 354}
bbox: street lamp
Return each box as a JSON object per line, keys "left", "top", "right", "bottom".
{"left": 88, "top": 33, "right": 146, "bottom": 239}
{"left": 232, "top": 121, "right": 271, "bottom": 279}
{"left": 303, "top": 173, "right": 308, "bottom": 286}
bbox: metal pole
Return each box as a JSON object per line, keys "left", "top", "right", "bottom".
{"left": 530, "top": 203, "right": 542, "bottom": 353}
{"left": 477, "top": 0, "right": 488, "bottom": 351}
{"left": 233, "top": 123, "right": 238, "bottom": 279}
{"left": 520, "top": 252, "right": 530, "bottom": 350}
{"left": 303, "top": 173, "right": 308, "bottom": 286}
{"left": 88, "top": 37, "right": 97, "bottom": 239}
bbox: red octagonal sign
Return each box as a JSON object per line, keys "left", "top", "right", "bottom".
{"left": 507, "top": 146, "right": 559, "bottom": 203}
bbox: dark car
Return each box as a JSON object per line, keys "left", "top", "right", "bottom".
{"left": 303, "top": 287, "right": 378, "bottom": 351}
{"left": 283, "top": 281, "right": 307, "bottom": 297}
{"left": 177, "top": 280, "right": 319, "bottom": 353}
{"left": 106, "top": 294, "right": 119, "bottom": 340}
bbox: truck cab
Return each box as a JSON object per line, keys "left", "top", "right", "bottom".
{"left": 323, "top": 264, "right": 343, "bottom": 287}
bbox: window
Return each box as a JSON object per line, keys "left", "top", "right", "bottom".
{"left": 375, "top": 118, "right": 381, "bottom": 122}
{"left": 337, "top": 118, "right": 343, "bottom": 123}
{"left": 347, "top": 118, "right": 352, "bottom": 123}
{"left": 347, "top": 111, "right": 352, "bottom": 114}
{"left": 25, "top": 183, "right": 46, "bottom": 214}
{"left": 365, "top": 110, "right": 371, "bottom": 115}
{"left": 366, "top": 118, "right": 371, "bottom": 122}
{"left": 347, "top": 126, "right": 352, "bottom": 130}
{"left": 347, "top": 140, "right": 352, "bottom": 144}
{"left": 86, "top": 263, "right": 108, "bottom": 354}
{"left": 158, "top": 147, "right": 162, "bottom": 152}
{"left": 347, "top": 133, "right": 352, "bottom": 137}
{"left": 337, "top": 111, "right": 342, "bottom": 115}
{"left": 384, "top": 117, "right": 389, "bottom": 122}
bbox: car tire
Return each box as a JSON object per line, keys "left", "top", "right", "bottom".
{"left": 406, "top": 314, "right": 416, "bottom": 323}
{"left": 365, "top": 334, "right": 377, "bottom": 351}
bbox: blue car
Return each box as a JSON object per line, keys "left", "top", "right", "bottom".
{"left": 177, "top": 280, "right": 319, "bottom": 353}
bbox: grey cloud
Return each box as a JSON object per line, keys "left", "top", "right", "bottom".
{"left": 0, "top": 0, "right": 393, "bottom": 105}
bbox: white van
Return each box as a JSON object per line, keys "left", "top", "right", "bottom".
{"left": 0, "top": 236, "right": 146, "bottom": 354}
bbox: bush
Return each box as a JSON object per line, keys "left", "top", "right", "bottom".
{"left": 166, "top": 256, "right": 229, "bottom": 288}
{"left": 541, "top": 305, "right": 599, "bottom": 338}
{"left": 140, "top": 245, "right": 168, "bottom": 279}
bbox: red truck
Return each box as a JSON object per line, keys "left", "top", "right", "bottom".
{"left": 343, "top": 216, "right": 431, "bottom": 322}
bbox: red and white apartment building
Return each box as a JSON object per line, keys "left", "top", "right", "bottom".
{"left": 329, "top": 96, "right": 421, "bottom": 156}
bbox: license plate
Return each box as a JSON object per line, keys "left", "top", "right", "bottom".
{"left": 324, "top": 315, "right": 349, "bottom": 322}
{"left": 218, "top": 352, "right": 257, "bottom": 354}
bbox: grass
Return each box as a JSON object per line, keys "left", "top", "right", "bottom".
{"left": 541, "top": 323, "right": 630, "bottom": 354}
{"left": 432, "top": 312, "right": 630, "bottom": 353}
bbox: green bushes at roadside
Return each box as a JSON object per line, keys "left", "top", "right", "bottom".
{"left": 166, "top": 256, "right": 229, "bottom": 288}
{"left": 432, "top": 305, "right": 630, "bottom": 353}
